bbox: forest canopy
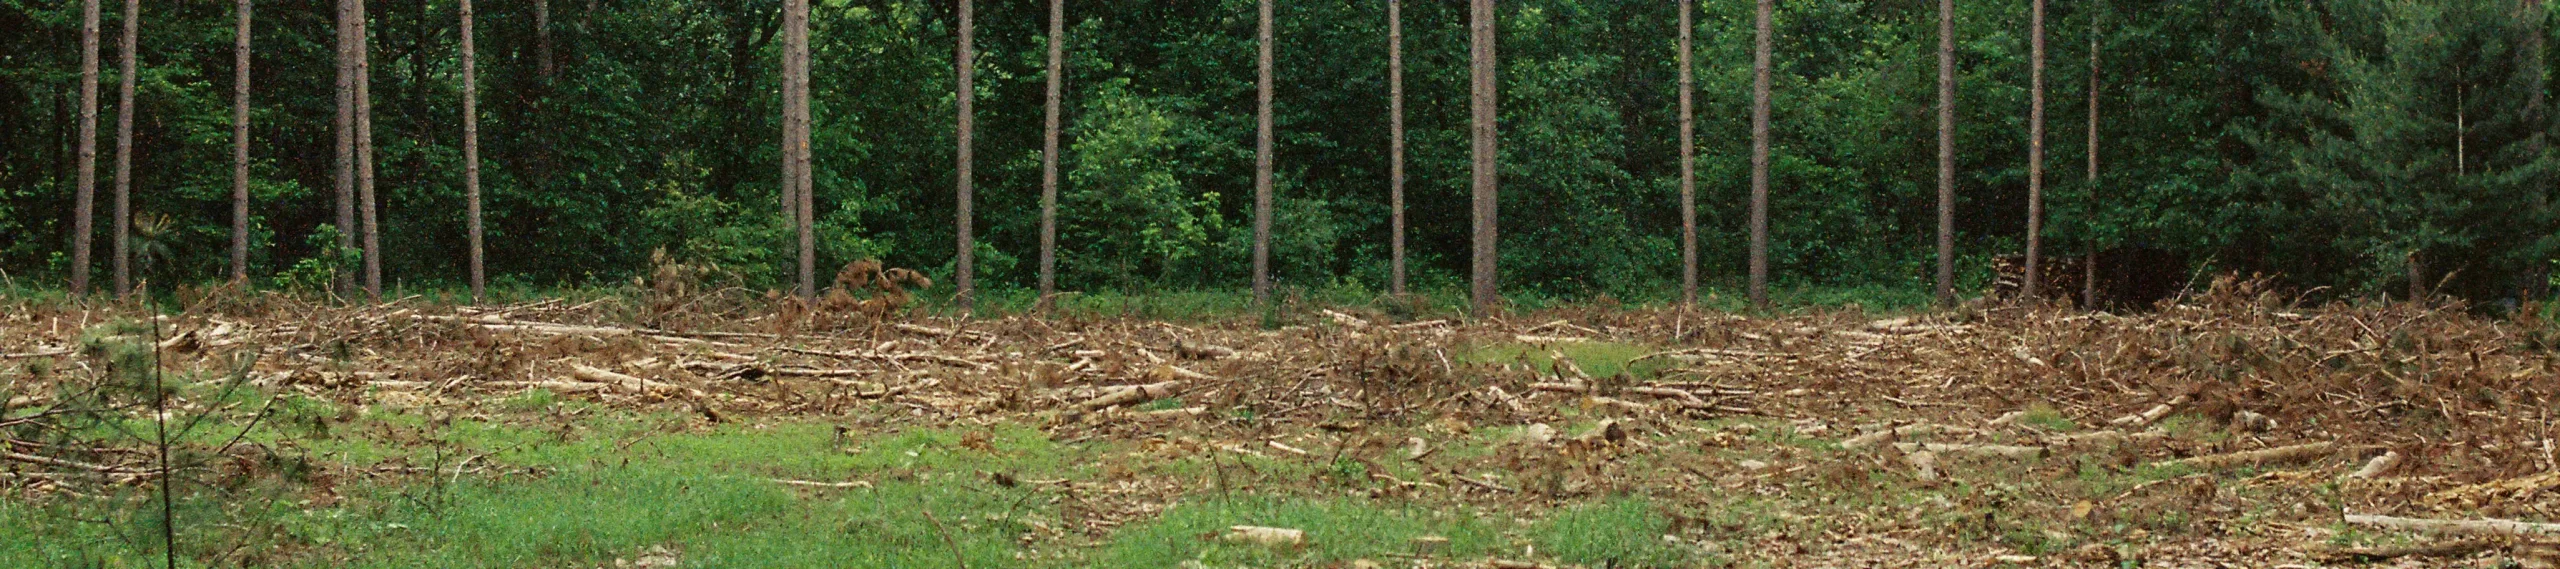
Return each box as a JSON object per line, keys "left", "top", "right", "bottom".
{"left": 0, "top": 0, "right": 2553, "bottom": 304}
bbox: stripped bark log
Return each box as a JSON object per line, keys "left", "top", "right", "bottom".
{"left": 1073, "top": 381, "right": 1181, "bottom": 413}
{"left": 2350, "top": 450, "right": 2403, "bottom": 479}
{"left": 2344, "top": 513, "right": 2560, "bottom": 537}
{"left": 2157, "top": 441, "right": 2336, "bottom": 471}
{"left": 1893, "top": 442, "right": 2048, "bottom": 459}
{"left": 2110, "top": 394, "right": 2188, "bottom": 427}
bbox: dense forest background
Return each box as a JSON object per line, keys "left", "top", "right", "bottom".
{"left": 0, "top": 0, "right": 2554, "bottom": 304}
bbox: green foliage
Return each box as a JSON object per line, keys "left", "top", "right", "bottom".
{"left": 279, "top": 225, "right": 360, "bottom": 295}
{"left": 1530, "top": 497, "right": 1703, "bottom": 568}
{"left": 0, "top": 0, "right": 2554, "bottom": 303}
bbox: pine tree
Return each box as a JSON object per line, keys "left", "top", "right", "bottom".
{"left": 1252, "top": 0, "right": 1275, "bottom": 306}
{"left": 1389, "top": 0, "right": 1406, "bottom": 297}
{"left": 784, "top": 0, "right": 812, "bottom": 299}
{"left": 1936, "top": 0, "right": 1956, "bottom": 308}
{"left": 462, "top": 0, "right": 484, "bottom": 301}
{"left": 2023, "top": 0, "right": 2048, "bottom": 301}
{"left": 1469, "top": 0, "right": 1498, "bottom": 314}
{"left": 1038, "top": 0, "right": 1064, "bottom": 304}
{"left": 111, "top": 0, "right": 136, "bottom": 296}
{"left": 231, "top": 0, "right": 251, "bottom": 284}
{"left": 955, "top": 0, "right": 976, "bottom": 311}
{"left": 1748, "top": 0, "right": 1772, "bottom": 309}
{"left": 357, "top": 0, "right": 381, "bottom": 301}
{"left": 1678, "top": 0, "right": 1697, "bottom": 305}
{"left": 72, "top": 0, "right": 99, "bottom": 295}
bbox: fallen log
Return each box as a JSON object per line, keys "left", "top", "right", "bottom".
{"left": 2156, "top": 441, "right": 2336, "bottom": 471}
{"left": 1843, "top": 423, "right": 1981, "bottom": 450}
{"left": 2350, "top": 450, "right": 2403, "bottom": 479}
{"left": 2110, "top": 394, "right": 2189, "bottom": 428}
{"left": 770, "top": 478, "right": 873, "bottom": 489}
{"left": 778, "top": 346, "right": 992, "bottom": 371}
{"left": 1, "top": 348, "right": 72, "bottom": 359}
{"left": 1074, "top": 381, "right": 1182, "bottom": 413}
{"left": 1892, "top": 442, "right": 2047, "bottom": 459}
{"left": 2343, "top": 513, "right": 2560, "bottom": 537}
{"left": 2305, "top": 539, "right": 2499, "bottom": 563}
{"left": 1221, "top": 526, "right": 1306, "bottom": 547}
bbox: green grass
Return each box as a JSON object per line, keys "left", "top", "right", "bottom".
{"left": 1099, "top": 495, "right": 1505, "bottom": 567}
{"left": 1464, "top": 340, "right": 1670, "bottom": 381}
{"left": 1530, "top": 497, "right": 1708, "bottom": 568}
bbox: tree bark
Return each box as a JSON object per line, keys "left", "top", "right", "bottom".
{"left": 335, "top": 0, "right": 355, "bottom": 297}
{"left": 956, "top": 0, "right": 976, "bottom": 312}
{"left": 1678, "top": 0, "right": 1696, "bottom": 306}
{"left": 462, "top": 0, "right": 484, "bottom": 301}
{"left": 782, "top": 0, "right": 813, "bottom": 299}
{"left": 232, "top": 0, "right": 252, "bottom": 284}
{"left": 357, "top": 0, "right": 380, "bottom": 301}
{"left": 1935, "top": 0, "right": 1955, "bottom": 308}
{"left": 2083, "top": 2, "right": 2101, "bottom": 309}
{"left": 536, "top": 0, "right": 553, "bottom": 80}
{"left": 1748, "top": 0, "right": 1772, "bottom": 309}
{"left": 1253, "top": 0, "right": 1276, "bottom": 306}
{"left": 1469, "top": 0, "right": 1498, "bottom": 315}
{"left": 111, "top": 0, "right": 136, "bottom": 296}
{"left": 72, "top": 0, "right": 99, "bottom": 295}
{"left": 2525, "top": 0, "right": 2550, "bottom": 300}
{"left": 1039, "top": 0, "right": 1064, "bottom": 303}
{"left": 2024, "top": 0, "right": 2047, "bottom": 301}
{"left": 1389, "top": 0, "right": 1406, "bottom": 297}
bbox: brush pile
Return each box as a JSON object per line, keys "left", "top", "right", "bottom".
{"left": 4, "top": 274, "right": 2557, "bottom": 565}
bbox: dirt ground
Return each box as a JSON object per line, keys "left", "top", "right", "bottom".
{"left": 6, "top": 276, "right": 2560, "bottom": 567}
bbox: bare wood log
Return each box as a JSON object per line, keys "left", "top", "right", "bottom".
{"left": 2110, "top": 394, "right": 2188, "bottom": 428}
{"left": 1843, "top": 423, "right": 1981, "bottom": 450}
{"left": 0, "top": 348, "right": 72, "bottom": 359}
{"left": 2157, "top": 441, "right": 2337, "bottom": 471}
{"left": 771, "top": 478, "right": 873, "bottom": 489}
{"left": 780, "top": 346, "right": 992, "bottom": 371}
{"left": 1074, "top": 381, "right": 1181, "bottom": 412}
{"left": 2343, "top": 513, "right": 2560, "bottom": 537}
{"left": 1221, "top": 525, "right": 1306, "bottom": 547}
{"left": 1907, "top": 450, "right": 1942, "bottom": 483}
{"left": 2, "top": 449, "right": 134, "bottom": 473}
{"left": 2042, "top": 429, "right": 2166, "bottom": 449}
{"left": 2350, "top": 450, "right": 2402, "bottom": 479}
{"left": 2306, "top": 539, "right": 2499, "bottom": 562}
{"left": 1893, "top": 442, "right": 2048, "bottom": 459}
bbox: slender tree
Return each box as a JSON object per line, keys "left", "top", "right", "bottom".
{"left": 1039, "top": 0, "right": 1064, "bottom": 303}
{"left": 1748, "top": 0, "right": 1771, "bottom": 309}
{"left": 1253, "top": 0, "right": 1275, "bottom": 305}
{"left": 1678, "top": 0, "right": 1696, "bottom": 305}
{"left": 462, "top": 0, "right": 484, "bottom": 301}
{"left": 357, "top": 0, "right": 381, "bottom": 301}
{"left": 231, "top": 0, "right": 251, "bottom": 284}
{"left": 111, "top": 0, "right": 136, "bottom": 296}
{"left": 786, "top": 0, "right": 813, "bottom": 299}
{"left": 1468, "top": 0, "right": 1499, "bottom": 314}
{"left": 2083, "top": 2, "right": 2101, "bottom": 308}
{"left": 335, "top": 0, "right": 355, "bottom": 296}
{"left": 2526, "top": 0, "right": 2550, "bottom": 300}
{"left": 72, "top": 0, "right": 99, "bottom": 295}
{"left": 1389, "top": 0, "right": 1406, "bottom": 296}
{"left": 2023, "top": 0, "right": 2047, "bottom": 300}
{"left": 948, "top": 0, "right": 976, "bottom": 310}
{"left": 535, "top": 0, "right": 553, "bottom": 80}
{"left": 1935, "top": 0, "right": 1955, "bottom": 308}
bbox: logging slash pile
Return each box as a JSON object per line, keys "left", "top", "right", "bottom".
{"left": 4, "top": 275, "right": 2559, "bottom": 566}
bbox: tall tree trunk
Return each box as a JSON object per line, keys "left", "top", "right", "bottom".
{"left": 1935, "top": 0, "right": 1955, "bottom": 308}
{"left": 2024, "top": 0, "right": 2047, "bottom": 301}
{"left": 1039, "top": 0, "right": 1063, "bottom": 304}
{"left": 2083, "top": 3, "right": 2100, "bottom": 309}
{"left": 785, "top": 0, "right": 812, "bottom": 299}
{"left": 2525, "top": 0, "right": 2549, "bottom": 300}
{"left": 1253, "top": 0, "right": 1275, "bottom": 306}
{"left": 1389, "top": 0, "right": 1406, "bottom": 297}
{"left": 72, "top": 0, "right": 99, "bottom": 295}
{"left": 232, "top": 0, "right": 251, "bottom": 284}
{"left": 111, "top": 0, "right": 136, "bottom": 296}
{"left": 1747, "top": 0, "right": 1771, "bottom": 309}
{"left": 1678, "top": 0, "right": 1696, "bottom": 306}
{"left": 357, "top": 0, "right": 380, "bottom": 301}
{"left": 335, "top": 0, "right": 355, "bottom": 297}
{"left": 956, "top": 0, "right": 976, "bottom": 312}
{"left": 462, "top": 0, "right": 484, "bottom": 301}
{"left": 536, "top": 0, "right": 553, "bottom": 80}
{"left": 1468, "top": 0, "right": 1498, "bottom": 314}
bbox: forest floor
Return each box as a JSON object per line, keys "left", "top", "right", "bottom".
{"left": 4, "top": 277, "right": 2560, "bottom": 568}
